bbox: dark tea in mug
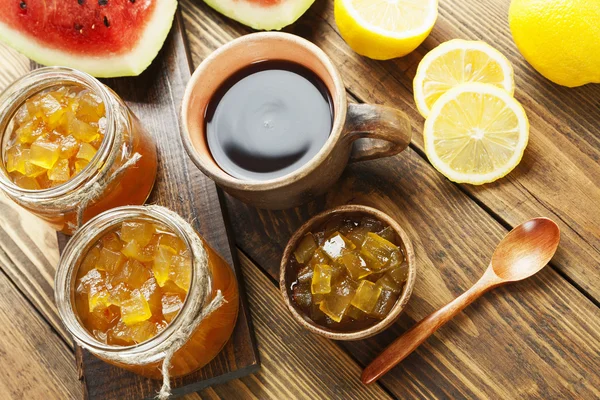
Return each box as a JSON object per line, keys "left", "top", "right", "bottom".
{"left": 205, "top": 60, "right": 333, "bottom": 181}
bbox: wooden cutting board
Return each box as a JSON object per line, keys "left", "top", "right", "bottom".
{"left": 56, "top": 12, "right": 260, "bottom": 399}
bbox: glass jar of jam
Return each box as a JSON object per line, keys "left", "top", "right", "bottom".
{"left": 0, "top": 67, "right": 157, "bottom": 234}
{"left": 55, "top": 205, "right": 239, "bottom": 382}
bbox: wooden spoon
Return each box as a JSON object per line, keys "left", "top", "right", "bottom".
{"left": 361, "top": 217, "right": 560, "bottom": 384}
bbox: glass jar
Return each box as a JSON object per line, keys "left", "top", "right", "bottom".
{"left": 55, "top": 205, "right": 239, "bottom": 380}
{"left": 0, "top": 67, "right": 157, "bottom": 235}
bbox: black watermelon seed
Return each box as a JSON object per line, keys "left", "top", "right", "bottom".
{"left": 19, "top": 1, "right": 26, "bottom": 9}
{"left": 77, "top": 0, "right": 84, "bottom": 5}
{"left": 74, "top": 23, "right": 83, "bottom": 31}
{"left": 103, "top": 16, "right": 110, "bottom": 27}
{"left": 129, "top": 0, "right": 135, "bottom": 3}
{"left": 98, "top": 0, "right": 108, "bottom": 5}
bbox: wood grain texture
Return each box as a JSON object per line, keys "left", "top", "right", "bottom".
{"left": 0, "top": 269, "right": 81, "bottom": 399}
{"left": 0, "top": 44, "right": 29, "bottom": 89}
{"left": 363, "top": 214, "right": 562, "bottom": 385}
{"left": 179, "top": 3, "right": 600, "bottom": 397}
{"left": 223, "top": 154, "right": 600, "bottom": 399}
{"left": 0, "top": 0, "right": 598, "bottom": 399}
{"left": 182, "top": 0, "right": 600, "bottom": 301}
{"left": 0, "top": 197, "right": 67, "bottom": 343}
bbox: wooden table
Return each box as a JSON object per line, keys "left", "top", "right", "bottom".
{"left": 1, "top": 0, "right": 599, "bottom": 398}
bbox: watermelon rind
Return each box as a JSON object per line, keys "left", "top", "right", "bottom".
{"left": 203, "top": 0, "right": 315, "bottom": 31}
{"left": 0, "top": 0, "right": 178, "bottom": 78}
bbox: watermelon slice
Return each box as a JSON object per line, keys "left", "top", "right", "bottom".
{"left": 204, "top": 0, "right": 315, "bottom": 30}
{"left": 0, "top": 0, "right": 177, "bottom": 78}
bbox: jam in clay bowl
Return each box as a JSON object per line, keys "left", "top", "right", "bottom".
{"left": 280, "top": 205, "right": 416, "bottom": 340}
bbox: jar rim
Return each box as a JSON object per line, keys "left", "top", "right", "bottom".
{"left": 55, "top": 205, "right": 212, "bottom": 363}
{"left": 0, "top": 66, "right": 117, "bottom": 200}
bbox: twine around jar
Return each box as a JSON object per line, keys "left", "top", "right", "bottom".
{"left": 69, "top": 205, "right": 226, "bottom": 399}
{"left": 156, "top": 290, "right": 225, "bottom": 399}
{"left": 69, "top": 151, "right": 142, "bottom": 231}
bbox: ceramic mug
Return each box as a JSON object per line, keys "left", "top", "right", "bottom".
{"left": 181, "top": 32, "right": 412, "bottom": 209}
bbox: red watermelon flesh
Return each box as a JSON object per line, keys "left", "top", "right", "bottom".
{"left": 0, "top": 0, "right": 177, "bottom": 77}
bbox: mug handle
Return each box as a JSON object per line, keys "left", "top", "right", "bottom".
{"left": 343, "top": 103, "right": 412, "bottom": 162}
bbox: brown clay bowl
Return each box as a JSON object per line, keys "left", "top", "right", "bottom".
{"left": 280, "top": 205, "right": 416, "bottom": 340}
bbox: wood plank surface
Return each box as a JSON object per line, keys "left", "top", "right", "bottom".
{"left": 184, "top": 0, "right": 600, "bottom": 302}
{"left": 0, "top": 0, "right": 599, "bottom": 399}
{"left": 180, "top": 2, "right": 600, "bottom": 397}
{"left": 224, "top": 154, "right": 600, "bottom": 399}
{"left": 0, "top": 197, "right": 68, "bottom": 343}
{"left": 0, "top": 268, "right": 81, "bottom": 399}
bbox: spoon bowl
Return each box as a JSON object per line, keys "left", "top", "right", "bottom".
{"left": 361, "top": 217, "right": 560, "bottom": 384}
{"left": 491, "top": 218, "right": 561, "bottom": 282}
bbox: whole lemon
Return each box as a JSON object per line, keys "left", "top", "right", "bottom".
{"left": 509, "top": 0, "right": 600, "bottom": 87}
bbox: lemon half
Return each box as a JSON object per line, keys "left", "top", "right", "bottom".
{"left": 335, "top": 0, "right": 438, "bottom": 60}
{"left": 414, "top": 40, "right": 515, "bottom": 118}
{"left": 424, "top": 83, "right": 529, "bottom": 185}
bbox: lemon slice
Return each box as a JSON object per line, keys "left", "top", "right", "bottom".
{"left": 414, "top": 40, "right": 515, "bottom": 118}
{"left": 334, "top": 0, "right": 438, "bottom": 60}
{"left": 424, "top": 83, "right": 529, "bottom": 185}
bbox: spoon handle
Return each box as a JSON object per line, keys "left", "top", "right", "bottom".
{"left": 361, "top": 268, "right": 500, "bottom": 384}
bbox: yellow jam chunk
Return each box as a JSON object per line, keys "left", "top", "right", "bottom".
{"left": 289, "top": 215, "right": 409, "bottom": 331}
{"left": 121, "top": 221, "right": 156, "bottom": 247}
{"left": 29, "top": 141, "right": 60, "bottom": 169}
{"left": 360, "top": 232, "right": 399, "bottom": 270}
{"left": 319, "top": 277, "right": 357, "bottom": 322}
{"left": 308, "top": 248, "right": 330, "bottom": 268}
{"left": 294, "top": 233, "right": 318, "bottom": 264}
{"left": 311, "top": 264, "right": 333, "bottom": 295}
{"left": 321, "top": 232, "right": 356, "bottom": 259}
{"left": 154, "top": 245, "right": 178, "bottom": 286}
{"left": 162, "top": 294, "right": 184, "bottom": 323}
{"left": 351, "top": 280, "right": 382, "bottom": 313}
{"left": 2, "top": 85, "right": 106, "bottom": 189}
{"left": 48, "top": 159, "right": 70, "bottom": 182}
{"left": 74, "top": 220, "right": 191, "bottom": 345}
{"left": 120, "top": 289, "right": 152, "bottom": 325}
{"left": 96, "top": 247, "right": 126, "bottom": 273}
{"left": 335, "top": 252, "right": 371, "bottom": 280}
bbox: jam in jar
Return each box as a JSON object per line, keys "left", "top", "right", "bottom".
{"left": 55, "top": 206, "right": 239, "bottom": 379}
{"left": 73, "top": 219, "right": 193, "bottom": 345}
{"left": 0, "top": 67, "right": 157, "bottom": 234}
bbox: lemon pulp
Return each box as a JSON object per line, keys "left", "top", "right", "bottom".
{"left": 414, "top": 40, "right": 514, "bottom": 118}
{"left": 424, "top": 83, "right": 529, "bottom": 185}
